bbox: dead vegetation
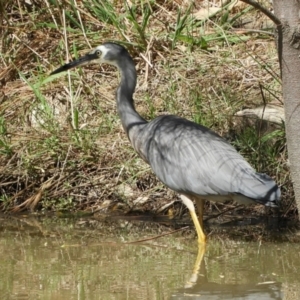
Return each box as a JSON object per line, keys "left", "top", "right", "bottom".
{"left": 0, "top": 1, "right": 294, "bottom": 221}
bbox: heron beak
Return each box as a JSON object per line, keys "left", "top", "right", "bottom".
{"left": 50, "top": 52, "right": 98, "bottom": 75}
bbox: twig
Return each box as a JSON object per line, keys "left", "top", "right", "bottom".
{"left": 12, "top": 176, "right": 57, "bottom": 212}
{"left": 12, "top": 34, "right": 50, "bottom": 65}
{"left": 204, "top": 205, "right": 244, "bottom": 222}
{"left": 43, "top": 0, "right": 58, "bottom": 29}
{"left": 6, "top": 182, "right": 36, "bottom": 209}
{"left": 73, "top": 0, "right": 92, "bottom": 49}
{"left": 64, "top": 0, "right": 101, "bottom": 26}
{"left": 124, "top": 226, "right": 189, "bottom": 244}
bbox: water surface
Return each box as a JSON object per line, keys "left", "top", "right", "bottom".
{"left": 0, "top": 214, "right": 299, "bottom": 299}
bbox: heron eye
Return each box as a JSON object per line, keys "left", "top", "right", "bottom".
{"left": 95, "top": 50, "right": 101, "bottom": 57}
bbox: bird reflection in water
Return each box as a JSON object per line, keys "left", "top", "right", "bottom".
{"left": 172, "top": 245, "right": 282, "bottom": 299}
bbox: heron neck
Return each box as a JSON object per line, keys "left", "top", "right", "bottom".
{"left": 116, "top": 57, "right": 147, "bottom": 136}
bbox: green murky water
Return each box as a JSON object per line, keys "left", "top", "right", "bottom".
{"left": 0, "top": 214, "right": 299, "bottom": 299}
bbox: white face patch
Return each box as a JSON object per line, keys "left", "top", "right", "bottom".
{"left": 95, "top": 45, "right": 109, "bottom": 59}
{"left": 92, "top": 44, "right": 118, "bottom": 67}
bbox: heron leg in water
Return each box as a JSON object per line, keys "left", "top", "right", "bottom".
{"left": 180, "top": 195, "right": 206, "bottom": 244}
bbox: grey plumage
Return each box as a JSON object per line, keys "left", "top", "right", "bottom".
{"left": 51, "top": 42, "right": 281, "bottom": 244}
{"left": 130, "top": 115, "right": 279, "bottom": 205}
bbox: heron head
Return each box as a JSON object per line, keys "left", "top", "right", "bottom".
{"left": 50, "top": 42, "right": 126, "bottom": 75}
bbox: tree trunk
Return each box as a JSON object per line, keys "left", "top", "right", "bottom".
{"left": 273, "top": 1, "right": 300, "bottom": 215}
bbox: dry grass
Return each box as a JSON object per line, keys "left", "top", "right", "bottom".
{"left": 0, "top": 1, "right": 293, "bottom": 219}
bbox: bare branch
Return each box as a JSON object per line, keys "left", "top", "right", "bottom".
{"left": 240, "top": 0, "right": 280, "bottom": 25}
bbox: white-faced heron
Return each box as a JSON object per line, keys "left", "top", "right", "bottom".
{"left": 51, "top": 42, "right": 281, "bottom": 244}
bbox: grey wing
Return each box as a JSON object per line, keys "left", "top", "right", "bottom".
{"left": 134, "top": 115, "right": 280, "bottom": 203}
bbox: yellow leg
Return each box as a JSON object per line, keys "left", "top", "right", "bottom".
{"left": 190, "top": 210, "right": 206, "bottom": 244}
{"left": 180, "top": 195, "right": 206, "bottom": 244}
